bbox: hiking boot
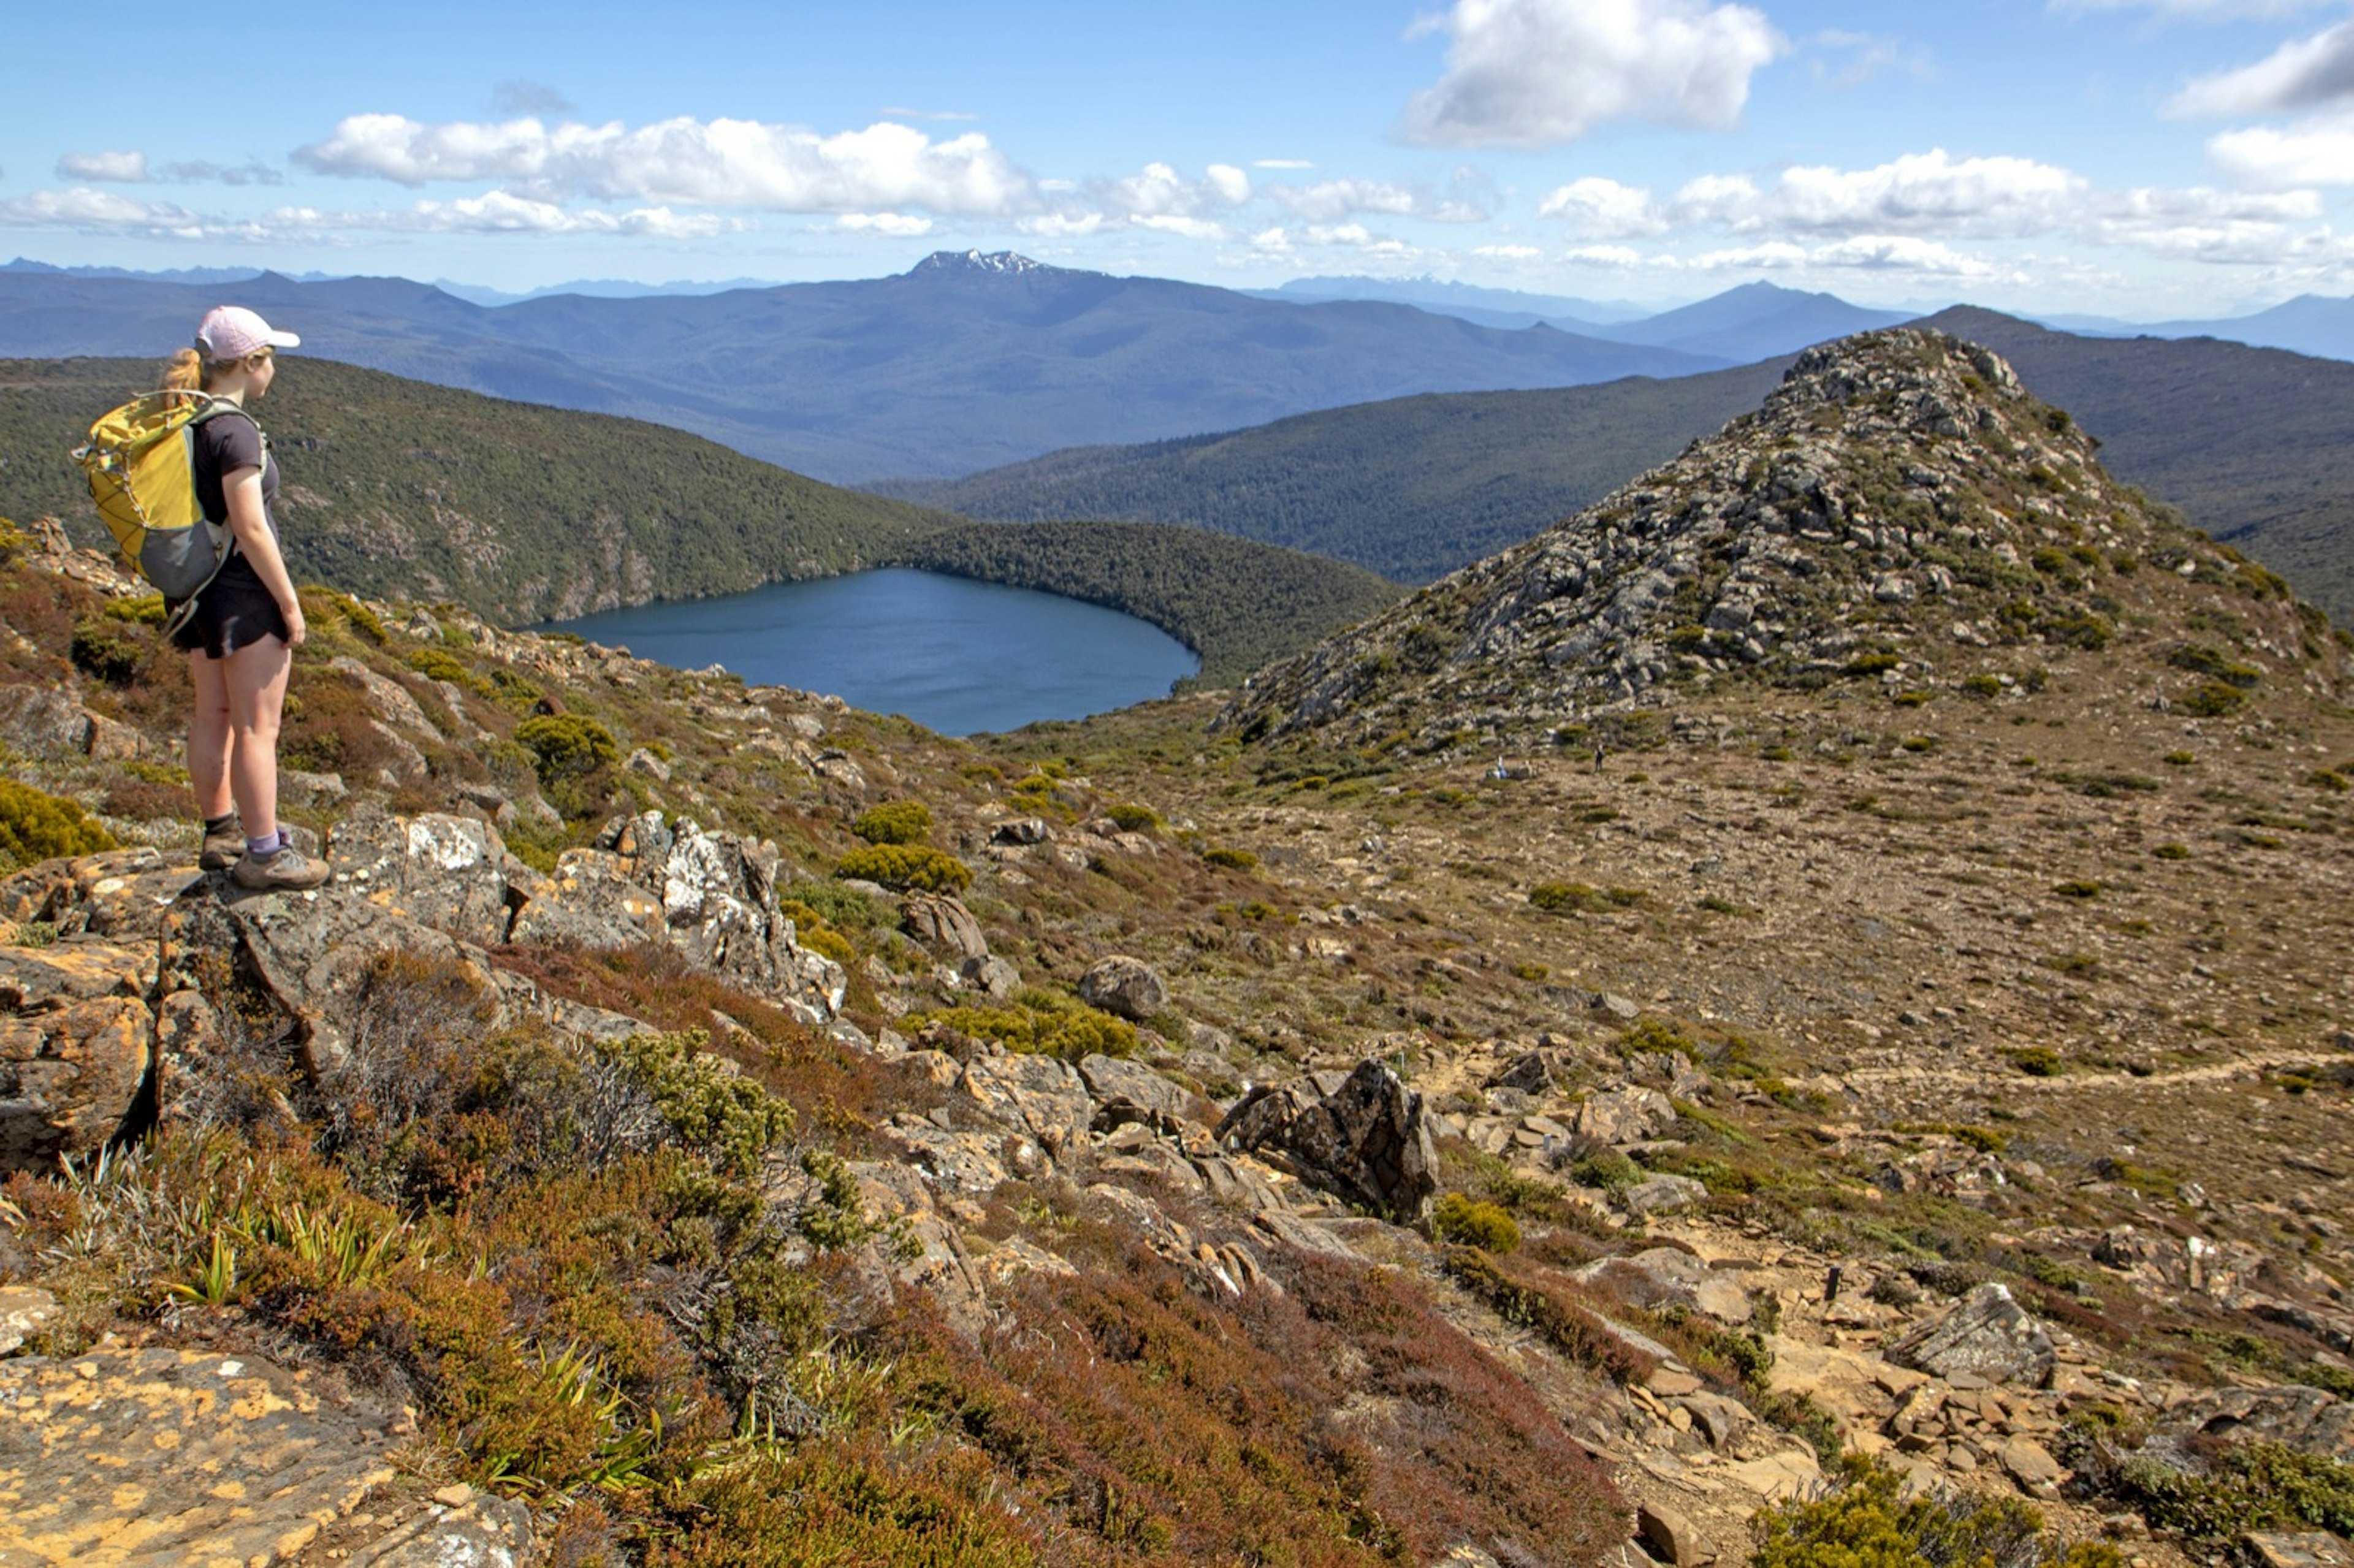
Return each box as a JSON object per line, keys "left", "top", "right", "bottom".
{"left": 199, "top": 818, "right": 245, "bottom": 872}
{"left": 230, "top": 844, "right": 332, "bottom": 892}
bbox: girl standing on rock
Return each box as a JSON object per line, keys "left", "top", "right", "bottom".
{"left": 162, "top": 305, "right": 330, "bottom": 891}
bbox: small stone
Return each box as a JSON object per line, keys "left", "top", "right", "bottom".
{"left": 433, "top": 1482, "right": 475, "bottom": 1509}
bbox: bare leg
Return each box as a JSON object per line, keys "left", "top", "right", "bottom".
{"left": 221, "top": 635, "right": 292, "bottom": 842}
{"left": 187, "top": 650, "right": 234, "bottom": 819}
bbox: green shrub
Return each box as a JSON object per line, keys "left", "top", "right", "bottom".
{"left": 2064, "top": 1428, "right": 2354, "bottom": 1547}
{"left": 0, "top": 778, "right": 116, "bottom": 869}
{"left": 69, "top": 617, "right": 154, "bottom": 685}
{"left": 836, "top": 842, "right": 971, "bottom": 894}
{"left": 1202, "top": 845, "right": 1258, "bottom": 870}
{"left": 2179, "top": 680, "right": 2247, "bottom": 717}
{"left": 598, "top": 1030, "right": 796, "bottom": 1180}
{"left": 851, "top": 800, "right": 932, "bottom": 845}
{"left": 906, "top": 989, "right": 1137, "bottom": 1060}
{"left": 2011, "top": 1048, "right": 2063, "bottom": 1078}
{"left": 1754, "top": 1456, "right": 2119, "bottom": 1568}
{"left": 1530, "top": 882, "right": 1640, "bottom": 914}
{"left": 2052, "top": 880, "right": 2101, "bottom": 899}
{"left": 2154, "top": 843, "right": 2191, "bottom": 861}
{"left": 1431, "top": 1193, "right": 1522, "bottom": 1254}
{"left": 1106, "top": 802, "right": 1162, "bottom": 832}
{"left": 515, "top": 713, "right": 619, "bottom": 780}
{"left": 103, "top": 594, "right": 169, "bottom": 625}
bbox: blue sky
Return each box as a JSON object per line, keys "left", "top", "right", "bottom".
{"left": 3, "top": 0, "right": 2350, "bottom": 316}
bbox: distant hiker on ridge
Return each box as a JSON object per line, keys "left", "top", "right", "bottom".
{"left": 160, "top": 306, "right": 332, "bottom": 891}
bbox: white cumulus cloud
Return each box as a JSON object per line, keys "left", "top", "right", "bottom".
{"left": 836, "top": 211, "right": 936, "bottom": 237}
{"left": 2205, "top": 112, "right": 2354, "bottom": 185}
{"left": 1538, "top": 176, "right": 1668, "bottom": 237}
{"left": 57, "top": 150, "right": 149, "bottom": 183}
{"left": 295, "top": 113, "right": 1038, "bottom": 215}
{"left": 1402, "top": 0, "right": 1786, "bottom": 147}
{"left": 1269, "top": 177, "right": 1488, "bottom": 223}
{"left": 1675, "top": 150, "right": 2086, "bottom": 235}
{"left": 2169, "top": 18, "right": 2354, "bottom": 115}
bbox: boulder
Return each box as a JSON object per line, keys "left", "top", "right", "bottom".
{"left": 0, "top": 940, "right": 156, "bottom": 1171}
{"left": 2167, "top": 1384, "right": 2354, "bottom": 1463}
{"left": 2242, "top": 1534, "right": 2351, "bottom": 1568}
{"left": 902, "top": 893, "right": 988, "bottom": 961}
{"left": 1579, "top": 1247, "right": 1752, "bottom": 1323}
{"left": 1620, "top": 1173, "right": 1708, "bottom": 1217}
{"left": 1488, "top": 1048, "right": 1572, "bottom": 1095}
{"left": 1887, "top": 1283, "right": 2055, "bottom": 1387}
{"left": 0, "top": 686, "right": 97, "bottom": 763}
{"left": 1216, "top": 1058, "right": 1438, "bottom": 1222}
{"left": 1077, "top": 955, "right": 1168, "bottom": 1022}
{"left": 1637, "top": 1502, "right": 1708, "bottom": 1567}
{"left": 1078, "top": 1053, "right": 1198, "bottom": 1128}
{"left": 960, "top": 954, "right": 1021, "bottom": 999}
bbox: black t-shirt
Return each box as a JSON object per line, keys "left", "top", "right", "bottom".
{"left": 191, "top": 407, "right": 278, "bottom": 591}
{"left": 194, "top": 409, "right": 278, "bottom": 539}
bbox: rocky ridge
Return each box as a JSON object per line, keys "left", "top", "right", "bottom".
{"left": 1227, "top": 330, "right": 2347, "bottom": 747}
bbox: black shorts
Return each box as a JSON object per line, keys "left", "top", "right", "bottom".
{"left": 168, "top": 562, "right": 289, "bottom": 660}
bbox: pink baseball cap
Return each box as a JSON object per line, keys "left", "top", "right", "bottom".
{"left": 195, "top": 304, "right": 300, "bottom": 360}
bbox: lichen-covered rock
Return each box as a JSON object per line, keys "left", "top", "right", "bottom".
{"left": 0, "top": 848, "right": 201, "bottom": 945}
{"left": 1887, "top": 1282, "right": 2056, "bottom": 1386}
{"left": 0, "top": 1346, "right": 397, "bottom": 1564}
{"left": 2166, "top": 1384, "right": 2354, "bottom": 1463}
{"left": 327, "top": 804, "right": 522, "bottom": 948}
{"left": 1077, "top": 954, "right": 1168, "bottom": 1022}
{"left": 0, "top": 940, "right": 156, "bottom": 1172}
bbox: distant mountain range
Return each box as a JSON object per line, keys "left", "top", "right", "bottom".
{"left": 0, "top": 254, "right": 1722, "bottom": 482}
{"left": 2033, "top": 293, "right": 2354, "bottom": 364}
{"left": 902, "top": 308, "right": 2354, "bottom": 629}
{"left": 1263, "top": 276, "right": 1911, "bottom": 365}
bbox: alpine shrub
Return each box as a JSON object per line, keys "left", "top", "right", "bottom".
{"left": 836, "top": 843, "right": 971, "bottom": 894}
{"left": 0, "top": 778, "right": 116, "bottom": 869}
{"left": 851, "top": 800, "right": 932, "bottom": 845}
{"left": 515, "top": 714, "right": 619, "bottom": 781}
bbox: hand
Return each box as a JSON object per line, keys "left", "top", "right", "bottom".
{"left": 281, "top": 603, "right": 307, "bottom": 649}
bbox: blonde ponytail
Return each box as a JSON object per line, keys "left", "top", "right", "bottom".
{"left": 160, "top": 347, "right": 204, "bottom": 393}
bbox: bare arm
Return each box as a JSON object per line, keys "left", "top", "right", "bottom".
{"left": 220, "top": 465, "right": 307, "bottom": 648}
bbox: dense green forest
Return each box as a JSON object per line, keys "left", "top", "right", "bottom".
{"left": 0, "top": 357, "right": 958, "bottom": 623}
{"left": 888, "top": 520, "right": 1403, "bottom": 687}
{"left": 0, "top": 357, "right": 1398, "bottom": 683}
{"left": 880, "top": 359, "right": 1792, "bottom": 583}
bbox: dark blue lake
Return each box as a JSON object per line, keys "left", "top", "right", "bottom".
{"left": 544, "top": 569, "right": 1199, "bottom": 737}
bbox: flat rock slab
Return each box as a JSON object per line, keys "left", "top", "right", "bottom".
{"left": 0, "top": 1346, "right": 395, "bottom": 1566}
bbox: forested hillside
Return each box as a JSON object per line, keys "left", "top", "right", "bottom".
{"left": 889, "top": 520, "right": 1403, "bottom": 686}
{"left": 0, "top": 357, "right": 955, "bottom": 623}
{"left": 883, "top": 359, "right": 1791, "bottom": 583}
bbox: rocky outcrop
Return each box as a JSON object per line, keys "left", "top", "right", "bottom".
{"left": 1216, "top": 1059, "right": 1438, "bottom": 1222}
{"left": 0, "top": 940, "right": 156, "bottom": 1168}
{"left": 1887, "top": 1282, "right": 2056, "bottom": 1386}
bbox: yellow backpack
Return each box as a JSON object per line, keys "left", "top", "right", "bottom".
{"left": 72, "top": 391, "right": 261, "bottom": 630}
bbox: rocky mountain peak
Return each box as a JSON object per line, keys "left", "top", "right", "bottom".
{"left": 1225, "top": 327, "right": 2341, "bottom": 748}
{"left": 909, "top": 248, "right": 1053, "bottom": 277}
